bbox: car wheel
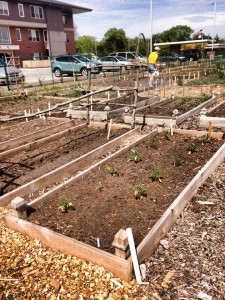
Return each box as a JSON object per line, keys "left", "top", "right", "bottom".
{"left": 81, "top": 67, "right": 87, "bottom": 76}
{"left": 54, "top": 68, "right": 62, "bottom": 77}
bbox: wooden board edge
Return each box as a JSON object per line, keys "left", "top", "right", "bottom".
{"left": 5, "top": 214, "right": 133, "bottom": 282}
{"left": 135, "top": 141, "right": 225, "bottom": 263}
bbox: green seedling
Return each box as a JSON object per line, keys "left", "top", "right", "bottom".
{"left": 132, "top": 184, "right": 148, "bottom": 199}
{"left": 149, "top": 168, "right": 163, "bottom": 182}
{"left": 147, "top": 138, "right": 158, "bottom": 149}
{"left": 187, "top": 143, "right": 197, "bottom": 153}
{"left": 171, "top": 155, "right": 183, "bottom": 166}
{"left": 163, "top": 131, "right": 172, "bottom": 140}
{"left": 130, "top": 149, "right": 141, "bottom": 163}
{"left": 106, "top": 165, "right": 118, "bottom": 176}
{"left": 58, "top": 196, "right": 74, "bottom": 213}
{"left": 96, "top": 181, "right": 103, "bottom": 191}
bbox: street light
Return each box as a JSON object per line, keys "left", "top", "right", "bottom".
{"left": 212, "top": 1, "right": 217, "bottom": 51}
{"left": 150, "top": 0, "right": 153, "bottom": 53}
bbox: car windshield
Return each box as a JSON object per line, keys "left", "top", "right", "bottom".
{"left": 116, "top": 56, "right": 127, "bottom": 61}
{"left": 74, "top": 55, "right": 91, "bottom": 63}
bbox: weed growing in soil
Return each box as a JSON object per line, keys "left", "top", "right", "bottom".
{"left": 147, "top": 138, "right": 158, "bottom": 149}
{"left": 132, "top": 184, "right": 148, "bottom": 199}
{"left": 106, "top": 165, "right": 118, "bottom": 176}
{"left": 163, "top": 131, "right": 172, "bottom": 140}
{"left": 171, "top": 155, "right": 183, "bottom": 166}
{"left": 130, "top": 149, "right": 141, "bottom": 163}
{"left": 96, "top": 181, "right": 103, "bottom": 191}
{"left": 187, "top": 143, "right": 198, "bottom": 153}
{"left": 149, "top": 168, "right": 163, "bottom": 182}
{"left": 58, "top": 196, "right": 74, "bottom": 213}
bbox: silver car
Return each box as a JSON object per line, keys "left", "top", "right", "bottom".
{"left": 98, "top": 56, "right": 134, "bottom": 71}
{"left": 0, "top": 58, "right": 24, "bottom": 85}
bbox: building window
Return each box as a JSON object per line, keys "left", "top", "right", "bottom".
{"left": 28, "top": 29, "right": 40, "bottom": 42}
{"left": 0, "top": 1, "right": 9, "bottom": 15}
{"left": 0, "top": 27, "right": 10, "bottom": 44}
{"left": 18, "top": 3, "right": 24, "bottom": 17}
{"left": 43, "top": 30, "right": 47, "bottom": 42}
{"left": 62, "top": 15, "right": 67, "bottom": 25}
{"left": 65, "top": 33, "right": 69, "bottom": 43}
{"left": 30, "top": 5, "right": 43, "bottom": 19}
{"left": 16, "top": 28, "right": 21, "bottom": 41}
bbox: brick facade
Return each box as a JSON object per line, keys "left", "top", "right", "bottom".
{"left": 0, "top": 0, "right": 91, "bottom": 61}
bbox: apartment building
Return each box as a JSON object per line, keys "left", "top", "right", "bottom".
{"left": 0, "top": 0, "right": 91, "bottom": 61}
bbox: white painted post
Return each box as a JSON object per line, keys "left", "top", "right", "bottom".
{"left": 24, "top": 110, "right": 28, "bottom": 122}
{"left": 48, "top": 103, "right": 51, "bottom": 116}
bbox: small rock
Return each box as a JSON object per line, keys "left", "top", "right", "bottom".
{"left": 197, "top": 291, "right": 212, "bottom": 300}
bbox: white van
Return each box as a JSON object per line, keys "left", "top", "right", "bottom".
{"left": 109, "top": 52, "right": 147, "bottom": 64}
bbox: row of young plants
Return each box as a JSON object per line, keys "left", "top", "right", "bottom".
{"left": 56, "top": 132, "right": 201, "bottom": 213}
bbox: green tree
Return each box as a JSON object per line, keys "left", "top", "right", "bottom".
{"left": 75, "top": 35, "right": 97, "bottom": 56}
{"left": 157, "top": 25, "right": 194, "bottom": 42}
{"left": 103, "top": 28, "right": 128, "bottom": 53}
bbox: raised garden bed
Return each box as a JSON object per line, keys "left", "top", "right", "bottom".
{"left": 199, "top": 100, "right": 225, "bottom": 129}
{"left": 67, "top": 95, "right": 158, "bottom": 121}
{"left": 5, "top": 128, "right": 225, "bottom": 281}
{"left": 124, "top": 95, "right": 217, "bottom": 126}
{"left": 0, "top": 122, "right": 129, "bottom": 196}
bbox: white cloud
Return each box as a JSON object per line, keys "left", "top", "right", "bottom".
{"left": 62, "top": 0, "right": 225, "bottom": 39}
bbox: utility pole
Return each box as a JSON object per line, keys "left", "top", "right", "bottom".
{"left": 212, "top": 1, "right": 217, "bottom": 51}
{"left": 150, "top": 0, "right": 153, "bottom": 54}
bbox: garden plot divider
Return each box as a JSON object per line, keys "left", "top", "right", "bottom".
{"left": 4, "top": 126, "right": 225, "bottom": 282}
{"left": 0, "top": 118, "right": 75, "bottom": 152}
{"left": 124, "top": 96, "right": 217, "bottom": 126}
{"left": 199, "top": 99, "right": 225, "bottom": 128}
{"left": 0, "top": 122, "right": 87, "bottom": 161}
{"left": 0, "top": 125, "right": 139, "bottom": 207}
{"left": 67, "top": 96, "right": 159, "bottom": 122}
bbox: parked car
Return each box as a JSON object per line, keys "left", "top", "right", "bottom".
{"left": 178, "top": 49, "right": 202, "bottom": 61}
{"left": 0, "top": 58, "right": 24, "bottom": 85}
{"left": 158, "top": 52, "right": 186, "bottom": 63}
{"left": 51, "top": 54, "right": 102, "bottom": 77}
{"left": 109, "top": 52, "right": 147, "bottom": 64}
{"left": 98, "top": 56, "right": 134, "bottom": 71}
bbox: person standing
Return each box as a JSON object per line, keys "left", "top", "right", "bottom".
{"left": 148, "top": 46, "right": 160, "bottom": 88}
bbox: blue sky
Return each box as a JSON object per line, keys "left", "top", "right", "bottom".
{"left": 63, "top": 0, "right": 225, "bottom": 40}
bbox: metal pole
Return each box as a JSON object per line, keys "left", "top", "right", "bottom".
{"left": 150, "top": 0, "right": 153, "bottom": 53}
{"left": 212, "top": 1, "right": 216, "bottom": 51}
{"left": 3, "top": 55, "right": 10, "bottom": 91}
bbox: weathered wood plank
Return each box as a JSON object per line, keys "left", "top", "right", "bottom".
{"left": 0, "top": 123, "right": 86, "bottom": 160}
{"left": 199, "top": 116, "right": 225, "bottom": 128}
{"left": 0, "top": 119, "right": 75, "bottom": 152}
{"left": 163, "top": 128, "right": 224, "bottom": 139}
{"left": 5, "top": 214, "right": 132, "bottom": 282}
{"left": 135, "top": 141, "right": 225, "bottom": 263}
{"left": 0, "top": 128, "right": 141, "bottom": 207}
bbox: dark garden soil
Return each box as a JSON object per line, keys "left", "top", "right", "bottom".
{"left": 208, "top": 102, "right": 225, "bottom": 117}
{"left": 78, "top": 95, "right": 149, "bottom": 112}
{"left": 137, "top": 96, "right": 210, "bottom": 116}
{"left": 27, "top": 132, "right": 224, "bottom": 254}
{"left": 0, "top": 121, "right": 128, "bottom": 196}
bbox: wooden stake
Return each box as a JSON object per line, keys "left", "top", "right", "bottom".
{"left": 107, "top": 119, "right": 113, "bottom": 140}
{"left": 208, "top": 121, "right": 212, "bottom": 139}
